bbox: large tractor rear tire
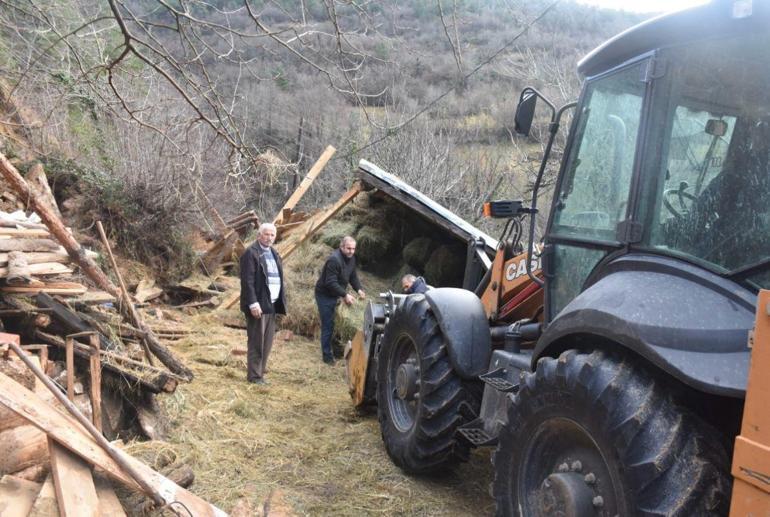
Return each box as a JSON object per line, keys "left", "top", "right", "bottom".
{"left": 493, "top": 349, "right": 730, "bottom": 516}
{"left": 376, "top": 294, "right": 479, "bottom": 474}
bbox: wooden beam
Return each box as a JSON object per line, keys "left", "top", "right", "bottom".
{"left": 0, "top": 228, "right": 51, "bottom": 237}
{"left": 49, "top": 439, "right": 99, "bottom": 517}
{"left": 0, "top": 153, "right": 119, "bottom": 296}
{"left": 65, "top": 336, "right": 75, "bottom": 402}
{"left": 1, "top": 285, "right": 87, "bottom": 295}
{"left": 87, "top": 334, "right": 102, "bottom": 433}
{"left": 0, "top": 250, "right": 96, "bottom": 267}
{"left": 0, "top": 372, "right": 225, "bottom": 515}
{"left": 0, "top": 474, "right": 41, "bottom": 517}
{"left": 276, "top": 181, "right": 363, "bottom": 260}
{"left": 272, "top": 145, "right": 336, "bottom": 225}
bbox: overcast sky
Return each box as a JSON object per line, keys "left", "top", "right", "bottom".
{"left": 575, "top": 0, "right": 709, "bottom": 13}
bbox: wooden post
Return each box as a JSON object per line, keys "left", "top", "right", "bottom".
{"left": 95, "top": 221, "right": 154, "bottom": 366}
{"left": 272, "top": 145, "right": 336, "bottom": 226}
{"left": 65, "top": 336, "right": 74, "bottom": 402}
{"left": 0, "top": 153, "right": 119, "bottom": 297}
{"left": 88, "top": 333, "right": 102, "bottom": 433}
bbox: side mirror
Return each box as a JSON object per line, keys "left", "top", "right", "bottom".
{"left": 514, "top": 88, "right": 538, "bottom": 136}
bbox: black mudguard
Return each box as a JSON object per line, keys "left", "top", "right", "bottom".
{"left": 424, "top": 288, "right": 491, "bottom": 379}
{"left": 534, "top": 254, "right": 754, "bottom": 398}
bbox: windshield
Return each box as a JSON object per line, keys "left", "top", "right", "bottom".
{"left": 646, "top": 33, "right": 770, "bottom": 288}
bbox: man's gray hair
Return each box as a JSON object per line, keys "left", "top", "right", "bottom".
{"left": 340, "top": 235, "right": 356, "bottom": 247}
{"left": 259, "top": 222, "right": 277, "bottom": 234}
{"left": 402, "top": 274, "right": 416, "bottom": 283}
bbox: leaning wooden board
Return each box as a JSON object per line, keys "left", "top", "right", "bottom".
{"left": 0, "top": 371, "right": 227, "bottom": 516}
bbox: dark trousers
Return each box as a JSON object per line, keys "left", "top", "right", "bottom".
{"left": 315, "top": 293, "right": 338, "bottom": 361}
{"left": 246, "top": 313, "right": 276, "bottom": 381}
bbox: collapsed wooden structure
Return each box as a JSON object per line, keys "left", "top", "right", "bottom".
{"left": 0, "top": 154, "right": 214, "bottom": 513}
{"left": 0, "top": 334, "right": 224, "bottom": 516}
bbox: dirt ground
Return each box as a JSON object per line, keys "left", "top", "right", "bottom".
{"left": 124, "top": 310, "right": 495, "bottom": 516}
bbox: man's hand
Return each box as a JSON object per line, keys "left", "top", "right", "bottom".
{"left": 250, "top": 306, "right": 263, "bottom": 319}
{"left": 357, "top": 289, "right": 366, "bottom": 300}
{"left": 343, "top": 293, "right": 355, "bottom": 305}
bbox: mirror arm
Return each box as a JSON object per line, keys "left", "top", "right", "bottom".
{"left": 526, "top": 101, "right": 578, "bottom": 287}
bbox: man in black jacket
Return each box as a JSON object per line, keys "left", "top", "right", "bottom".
{"left": 315, "top": 236, "right": 365, "bottom": 364}
{"left": 240, "top": 223, "right": 286, "bottom": 384}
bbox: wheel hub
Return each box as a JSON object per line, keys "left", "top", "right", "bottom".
{"left": 395, "top": 362, "right": 418, "bottom": 400}
{"left": 537, "top": 473, "right": 595, "bottom": 517}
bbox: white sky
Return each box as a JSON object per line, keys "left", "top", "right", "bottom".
{"left": 575, "top": 0, "right": 709, "bottom": 13}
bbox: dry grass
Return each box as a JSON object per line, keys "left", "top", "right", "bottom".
{"left": 124, "top": 314, "right": 495, "bottom": 515}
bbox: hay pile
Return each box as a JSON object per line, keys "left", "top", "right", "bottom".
{"left": 274, "top": 192, "right": 468, "bottom": 353}
{"left": 128, "top": 313, "right": 494, "bottom": 515}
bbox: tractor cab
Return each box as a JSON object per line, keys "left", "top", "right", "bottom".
{"left": 542, "top": 8, "right": 770, "bottom": 321}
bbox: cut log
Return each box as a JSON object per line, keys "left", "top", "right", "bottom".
{"left": 49, "top": 439, "right": 99, "bottom": 517}
{"left": 28, "top": 474, "right": 59, "bottom": 517}
{"left": 0, "top": 474, "right": 41, "bottom": 517}
{"left": 0, "top": 238, "right": 61, "bottom": 252}
{"left": 0, "top": 372, "right": 225, "bottom": 515}
{"left": 6, "top": 251, "right": 31, "bottom": 285}
{"left": 0, "top": 425, "right": 48, "bottom": 475}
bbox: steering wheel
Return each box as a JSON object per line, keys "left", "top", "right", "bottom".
{"left": 663, "top": 181, "right": 698, "bottom": 219}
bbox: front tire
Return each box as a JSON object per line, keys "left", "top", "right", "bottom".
{"left": 493, "top": 350, "right": 730, "bottom": 516}
{"left": 376, "top": 294, "right": 479, "bottom": 474}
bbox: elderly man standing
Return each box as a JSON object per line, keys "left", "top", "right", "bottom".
{"left": 240, "top": 223, "right": 286, "bottom": 384}
{"left": 315, "top": 236, "right": 365, "bottom": 364}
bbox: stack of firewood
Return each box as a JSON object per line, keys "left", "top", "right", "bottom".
{"left": 0, "top": 210, "right": 99, "bottom": 296}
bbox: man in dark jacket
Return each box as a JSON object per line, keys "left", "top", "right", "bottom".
{"left": 401, "top": 274, "right": 429, "bottom": 294}
{"left": 315, "top": 236, "right": 365, "bottom": 364}
{"left": 240, "top": 223, "right": 286, "bottom": 384}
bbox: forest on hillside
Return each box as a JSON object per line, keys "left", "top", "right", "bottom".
{"left": 0, "top": 0, "right": 646, "bottom": 280}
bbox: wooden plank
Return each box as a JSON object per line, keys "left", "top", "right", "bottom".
{"left": 0, "top": 250, "right": 95, "bottom": 266}
{"left": 0, "top": 474, "right": 41, "bottom": 517}
{"left": 0, "top": 228, "right": 51, "bottom": 237}
{"left": 2, "top": 285, "right": 87, "bottom": 295}
{"left": 0, "top": 372, "right": 226, "bottom": 516}
{"left": 0, "top": 261, "right": 73, "bottom": 278}
{"left": 275, "top": 181, "right": 363, "bottom": 260}
{"left": 95, "top": 476, "right": 126, "bottom": 516}
{"left": 49, "top": 439, "right": 99, "bottom": 517}
{"left": 273, "top": 145, "right": 336, "bottom": 225}
{"left": 65, "top": 337, "right": 75, "bottom": 402}
{"left": 29, "top": 474, "right": 60, "bottom": 517}
{"left": 0, "top": 238, "right": 61, "bottom": 252}
{"left": 87, "top": 334, "right": 102, "bottom": 433}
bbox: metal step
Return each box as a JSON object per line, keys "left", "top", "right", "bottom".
{"left": 457, "top": 418, "right": 497, "bottom": 446}
{"left": 479, "top": 367, "right": 519, "bottom": 393}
